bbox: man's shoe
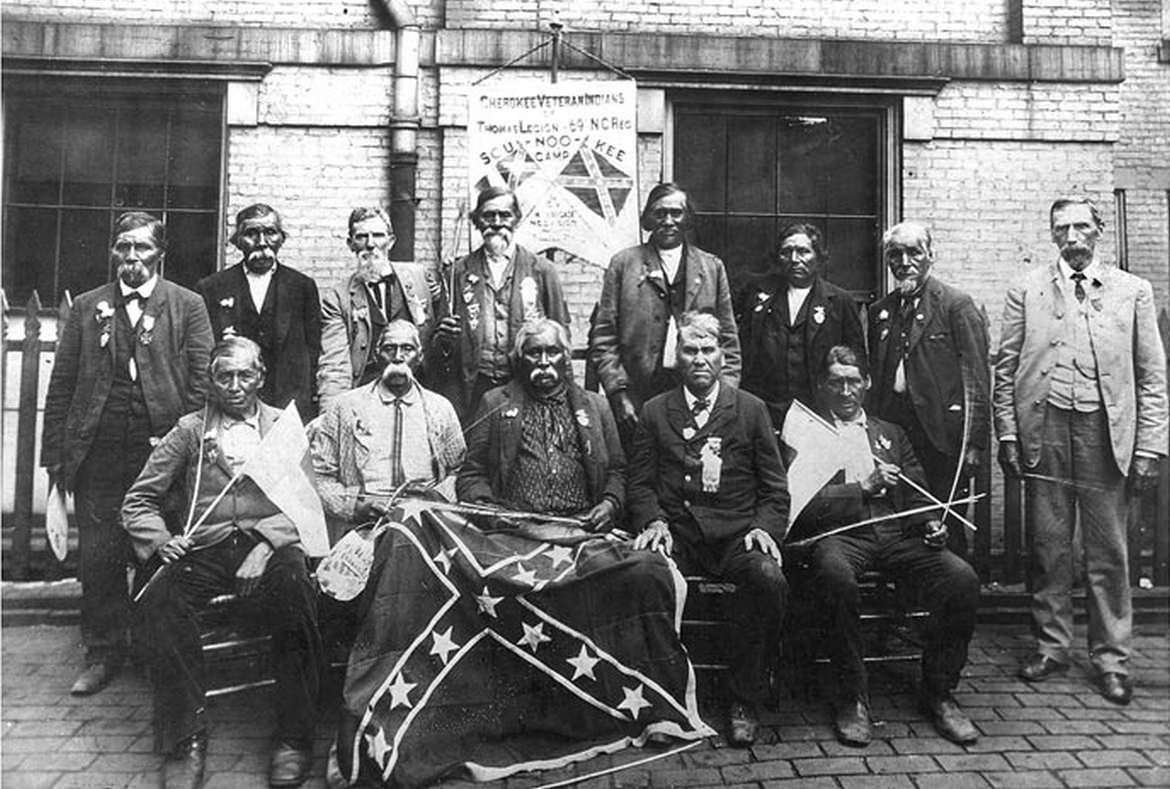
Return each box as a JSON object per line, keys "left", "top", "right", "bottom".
{"left": 726, "top": 702, "right": 759, "bottom": 748}
{"left": 162, "top": 731, "right": 207, "bottom": 789}
{"left": 270, "top": 740, "right": 313, "bottom": 787}
{"left": 834, "top": 698, "right": 871, "bottom": 747}
{"left": 1017, "top": 654, "right": 1069, "bottom": 682}
{"left": 70, "top": 662, "right": 117, "bottom": 696}
{"left": 920, "top": 693, "right": 979, "bottom": 745}
{"left": 1096, "top": 672, "right": 1133, "bottom": 705}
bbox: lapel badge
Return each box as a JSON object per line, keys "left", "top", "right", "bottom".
{"left": 219, "top": 296, "right": 235, "bottom": 309}
{"left": 503, "top": 407, "right": 519, "bottom": 418}
{"left": 813, "top": 305, "right": 826, "bottom": 325}
{"left": 916, "top": 313, "right": 924, "bottom": 321}
{"left": 574, "top": 409, "right": 590, "bottom": 427}
{"left": 880, "top": 327, "right": 889, "bottom": 340}
{"left": 877, "top": 308, "right": 889, "bottom": 321}
{"left": 876, "top": 434, "right": 892, "bottom": 452}
{"left": 682, "top": 426, "right": 696, "bottom": 440}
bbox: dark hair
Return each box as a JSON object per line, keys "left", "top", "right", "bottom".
{"left": 821, "top": 344, "right": 868, "bottom": 380}
{"left": 209, "top": 336, "right": 266, "bottom": 376}
{"left": 111, "top": 211, "right": 165, "bottom": 250}
{"left": 348, "top": 206, "right": 394, "bottom": 237}
{"left": 776, "top": 222, "right": 827, "bottom": 264}
{"left": 640, "top": 182, "right": 694, "bottom": 231}
{"left": 470, "top": 186, "right": 522, "bottom": 228}
{"left": 1049, "top": 197, "right": 1104, "bottom": 231}
{"left": 229, "top": 203, "right": 286, "bottom": 247}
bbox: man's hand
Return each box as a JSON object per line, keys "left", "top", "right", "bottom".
{"left": 611, "top": 391, "right": 639, "bottom": 432}
{"left": 158, "top": 535, "right": 193, "bottom": 565}
{"left": 354, "top": 496, "right": 389, "bottom": 524}
{"left": 235, "top": 541, "right": 274, "bottom": 598}
{"left": 1130, "top": 455, "right": 1161, "bottom": 493}
{"left": 581, "top": 499, "right": 617, "bottom": 532}
{"left": 997, "top": 440, "right": 1023, "bottom": 478}
{"left": 961, "top": 446, "right": 984, "bottom": 479}
{"left": 435, "top": 316, "right": 462, "bottom": 343}
{"left": 633, "top": 520, "right": 673, "bottom": 556}
{"left": 46, "top": 464, "right": 70, "bottom": 494}
{"left": 860, "top": 462, "right": 899, "bottom": 496}
{"left": 744, "top": 528, "right": 783, "bottom": 567}
{"left": 922, "top": 519, "right": 948, "bottom": 549}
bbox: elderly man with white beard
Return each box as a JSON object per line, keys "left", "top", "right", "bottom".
{"left": 433, "top": 186, "right": 571, "bottom": 422}
{"left": 318, "top": 207, "right": 439, "bottom": 410}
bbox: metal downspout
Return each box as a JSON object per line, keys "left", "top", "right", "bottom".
{"left": 377, "top": 0, "right": 420, "bottom": 261}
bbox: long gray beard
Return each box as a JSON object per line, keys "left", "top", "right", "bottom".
{"left": 357, "top": 251, "right": 392, "bottom": 283}
{"left": 483, "top": 232, "right": 510, "bottom": 257}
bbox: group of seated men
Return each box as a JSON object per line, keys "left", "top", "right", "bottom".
{"left": 46, "top": 182, "right": 1165, "bottom": 789}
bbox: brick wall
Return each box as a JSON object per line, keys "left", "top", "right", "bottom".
{"left": 1021, "top": 0, "right": 1113, "bottom": 45}
{"left": 445, "top": 0, "right": 1011, "bottom": 41}
{"left": 932, "top": 82, "right": 1120, "bottom": 142}
{"left": 1112, "top": 0, "right": 1170, "bottom": 309}
{"left": 0, "top": 0, "right": 444, "bottom": 28}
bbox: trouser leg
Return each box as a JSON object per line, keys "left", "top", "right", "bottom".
{"left": 255, "top": 544, "right": 323, "bottom": 745}
{"left": 1028, "top": 406, "right": 1077, "bottom": 663}
{"left": 718, "top": 539, "right": 787, "bottom": 706}
{"left": 810, "top": 534, "right": 874, "bottom": 703}
{"left": 1071, "top": 410, "right": 1131, "bottom": 675}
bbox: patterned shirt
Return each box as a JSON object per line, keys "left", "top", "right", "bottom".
{"left": 504, "top": 390, "right": 590, "bottom": 515}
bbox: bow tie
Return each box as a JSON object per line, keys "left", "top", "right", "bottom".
{"left": 690, "top": 397, "right": 710, "bottom": 416}
{"left": 123, "top": 291, "right": 146, "bottom": 304}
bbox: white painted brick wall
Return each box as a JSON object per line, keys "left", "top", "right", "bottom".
{"left": 932, "top": 82, "right": 1122, "bottom": 142}
{"left": 1, "top": 0, "right": 443, "bottom": 28}
{"left": 259, "top": 66, "right": 395, "bottom": 126}
{"left": 1022, "top": 0, "right": 1113, "bottom": 44}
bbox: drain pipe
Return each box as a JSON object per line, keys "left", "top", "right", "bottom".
{"left": 377, "top": 0, "right": 420, "bottom": 261}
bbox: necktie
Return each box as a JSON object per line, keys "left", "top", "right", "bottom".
{"left": 1071, "top": 272, "right": 1087, "bottom": 302}
{"left": 123, "top": 291, "right": 144, "bottom": 305}
{"left": 370, "top": 276, "right": 395, "bottom": 312}
{"left": 390, "top": 398, "right": 405, "bottom": 487}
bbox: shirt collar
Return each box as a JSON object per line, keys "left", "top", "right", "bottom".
{"left": 222, "top": 406, "right": 261, "bottom": 429}
{"left": 377, "top": 380, "right": 419, "bottom": 405}
{"left": 684, "top": 381, "right": 719, "bottom": 410}
{"left": 1058, "top": 257, "right": 1102, "bottom": 285}
{"left": 119, "top": 274, "right": 159, "bottom": 299}
{"left": 832, "top": 408, "right": 868, "bottom": 430}
{"left": 787, "top": 284, "right": 812, "bottom": 296}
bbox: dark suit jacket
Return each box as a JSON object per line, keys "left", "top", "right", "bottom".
{"left": 457, "top": 381, "right": 625, "bottom": 515}
{"left": 434, "top": 245, "right": 570, "bottom": 414}
{"left": 737, "top": 275, "right": 865, "bottom": 425}
{"left": 590, "top": 242, "right": 741, "bottom": 409}
{"left": 868, "top": 276, "right": 990, "bottom": 458}
{"left": 197, "top": 263, "right": 322, "bottom": 419}
{"left": 791, "top": 414, "right": 934, "bottom": 543}
{"left": 628, "top": 382, "right": 789, "bottom": 543}
{"left": 41, "top": 279, "right": 214, "bottom": 488}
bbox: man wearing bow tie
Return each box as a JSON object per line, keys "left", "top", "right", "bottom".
{"left": 629, "top": 312, "right": 788, "bottom": 747}
{"left": 41, "top": 211, "right": 214, "bottom": 695}
{"left": 867, "top": 221, "right": 989, "bottom": 556}
{"left": 994, "top": 198, "right": 1168, "bottom": 704}
{"left": 590, "top": 183, "right": 741, "bottom": 451}
{"left": 317, "top": 207, "right": 439, "bottom": 410}
{"left": 197, "top": 203, "right": 321, "bottom": 418}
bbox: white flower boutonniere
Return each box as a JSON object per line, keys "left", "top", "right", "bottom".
{"left": 219, "top": 296, "right": 235, "bottom": 309}
{"left": 877, "top": 309, "right": 889, "bottom": 321}
{"left": 876, "top": 434, "right": 892, "bottom": 452}
{"left": 575, "top": 409, "right": 590, "bottom": 428}
{"left": 95, "top": 301, "right": 114, "bottom": 348}
{"left": 466, "top": 273, "right": 480, "bottom": 286}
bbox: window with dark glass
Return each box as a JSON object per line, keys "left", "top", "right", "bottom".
{"left": 672, "top": 97, "right": 893, "bottom": 303}
{"left": 2, "top": 78, "right": 224, "bottom": 306}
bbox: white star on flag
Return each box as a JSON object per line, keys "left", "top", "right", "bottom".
{"left": 513, "top": 564, "right": 538, "bottom": 586}
{"left": 617, "top": 684, "right": 651, "bottom": 719}
{"left": 566, "top": 645, "right": 600, "bottom": 681}
{"left": 387, "top": 672, "right": 416, "bottom": 709}
{"left": 432, "top": 547, "right": 456, "bottom": 574}
{"left": 396, "top": 498, "right": 430, "bottom": 524}
{"left": 475, "top": 587, "right": 504, "bottom": 618}
{"left": 518, "top": 621, "right": 551, "bottom": 653}
{"left": 545, "top": 544, "right": 574, "bottom": 569}
{"left": 429, "top": 626, "right": 459, "bottom": 666}
{"left": 367, "top": 726, "right": 392, "bottom": 768}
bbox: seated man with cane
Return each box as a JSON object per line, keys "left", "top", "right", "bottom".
{"left": 122, "top": 336, "right": 323, "bottom": 789}
{"left": 791, "top": 345, "right": 979, "bottom": 748}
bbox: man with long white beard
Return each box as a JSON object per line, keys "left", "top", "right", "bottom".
{"left": 433, "top": 186, "right": 570, "bottom": 421}
{"left": 318, "top": 207, "right": 438, "bottom": 409}
{"left": 866, "top": 221, "right": 989, "bottom": 556}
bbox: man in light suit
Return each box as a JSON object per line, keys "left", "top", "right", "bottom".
{"left": 433, "top": 186, "right": 570, "bottom": 421}
{"left": 994, "top": 198, "right": 1168, "bottom": 704}
{"left": 124, "top": 337, "right": 322, "bottom": 789}
{"left": 738, "top": 222, "right": 866, "bottom": 431}
{"left": 41, "top": 211, "right": 213, "bottom": 696}
{"left": 868, "top": 222, "right": 989, "bottom": 556}
{"left": 629, "top": 312, "right": 787, "bottom": 747}
{"left": 317, "top": 207, "right": 439, "bottom": 409}
{"left": 198, "top": 203, "right": 322, "bottom": 419}
{"left": 590, "top": 183, "right": 741, "bottom": 450}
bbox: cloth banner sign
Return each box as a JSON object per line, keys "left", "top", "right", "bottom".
{"left": 780, "top": 398, "right": 845, "bottom": 530}
{"left": 467, "top": 79, "right": 640, "bottom": 265}
{"left": 337, "top": 499, "right": 712, "bottom": 787}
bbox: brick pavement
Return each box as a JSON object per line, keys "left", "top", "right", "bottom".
{"left": 2, "top": 622, "right": 1167, "bottom": 789}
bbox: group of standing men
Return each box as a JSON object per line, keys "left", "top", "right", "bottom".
{"left": 40, "top": 180, "right": 1166, "bottom": 788}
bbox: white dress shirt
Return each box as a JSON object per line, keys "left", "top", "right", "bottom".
{"left": 683, "top": 382, "right": 720, "bottom": 429}
{"left": 787, "top": 285, "right": 811, "bottom": 326}
{"left": 246, "top": 263, "right": 277, "bottom": 312}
